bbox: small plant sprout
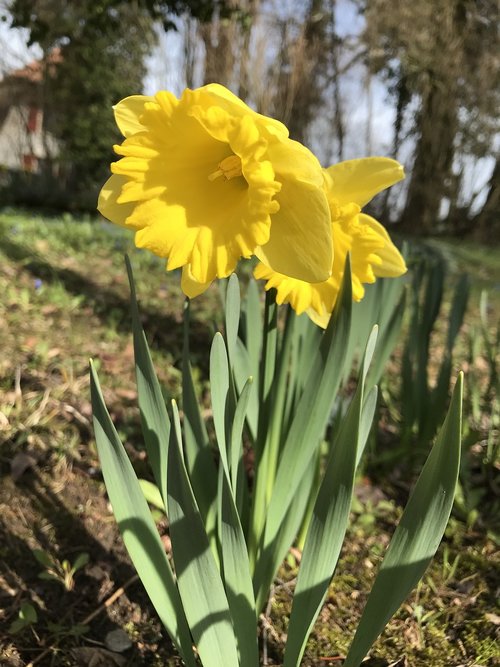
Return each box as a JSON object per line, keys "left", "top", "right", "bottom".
{"left": 33, "top": 549, "right": 89, "bottom": 592}
{"left": 9, "top": 601, "right": 38, "bottom": 635}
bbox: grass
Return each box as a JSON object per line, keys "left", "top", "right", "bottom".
{"left": 428, "top": 236, "right": 500, "bottom": 301}
{"left": 0, "top": 208, "right": 499, "bottom": 666}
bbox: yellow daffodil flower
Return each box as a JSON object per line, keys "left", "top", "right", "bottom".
{"left": 254, "top": 157, "right": 407, "bottom": 327}
{"left": 98, "top": 84, "right": 333, "bottom": 297}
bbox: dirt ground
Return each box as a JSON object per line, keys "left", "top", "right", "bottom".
{"left": 1, "top": 445, "right": 499, "bottom": 666}
{"left": 0, "top": 451, "right": 184, "bottom": 666}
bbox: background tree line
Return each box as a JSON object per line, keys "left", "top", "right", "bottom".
{"left": 1, "top": 0, "right": 498, "bottom": 239}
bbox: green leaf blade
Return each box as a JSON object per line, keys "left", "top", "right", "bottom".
{"left": 126, "top": 256, "right": 170, "bottom": 505}
{"left": 218, "top": 469, "right": 259, "bottom": 667}
{"left": 225, "top": 273, "right": 241, "bottom": 369}
{"left": 89, "top": 361, "right": 195, "bottom": 667}
{"left": 344, "top": 372, "right": 463, "bottom": 667}
{"left": 182, "top": 301, "right": 218, "bottom": 546}
{"left": 233, "top": 338, "right": 259, "bottom": 441}
{"left": 210, "top": 332, "right": 231, "bottom": 479}
{"left": 230, "top": 375, "right": 253, "bottom": 494}
{"left": 283, "top": 327, "right": 377, "bottom": 667}
{"left": 167, "top": 400, "right": 239, "bottom": 667}
{"left": 253, "top": 258, "right": 353, "bottom": 608}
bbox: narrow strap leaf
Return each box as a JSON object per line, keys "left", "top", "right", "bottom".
{"left": 343, "top": 373, "right": 463, "bottom": 667}
{"left": 138, "top": 479, "right": 165, "bottom": 512}
{"left": 230, "top": 376, "right": 253, "bottom": 495}
{"left": 89, "top": 361, "right": 195, "bottom": 666}
{"left": 282, "top": 313, "right": 321, "bottom": 435}
{"left": 225, "top": 273, "right": 241, "bottom": 371}
{"left": 182, "top": 300, "right": 218, "bottom": 548}
{"left": 210, "top": 332, "right": 231, "bottom": 480}
{"left": 356, "top": 385, "right": 378, "bottom": 468}
{"left": 257, "top": 288, "right": 278, "bottom": 443}
{"left": 249, "top": 308, "right": 296, "bottom": 568}
{"left": 253, "top": 258, "right": 353, "bottom": 608}
{"left": 125, "top": 255, "right": 169, "bottom": 505}
{"left": 243, "top": 277, "right": 263, "bottom": 382}
{"left": 167, "top": 400, "right": 239, "bottom": 667}
{"left": 218, "top": 467, "right": 259, "bottom": 667}
{"left": 233, "top": 338, "right": 259, "bottom": 441}
{"left": 366, "top": 289, "right": 406, "bottom": 389}
{"left": 283, "top": 327, "right": 377, "bottom": 667}
{"left": 254, "top": 461, "right": 318, "bottom": 612}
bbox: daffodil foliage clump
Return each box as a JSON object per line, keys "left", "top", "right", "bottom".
{"left": 92, "top": 85, "right": 462, "bottom": 666}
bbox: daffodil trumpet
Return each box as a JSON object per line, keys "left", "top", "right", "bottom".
{"left": 98, "top": 84, "right": 333, "bottom": 298}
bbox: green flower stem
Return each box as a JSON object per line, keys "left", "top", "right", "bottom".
{"left": 295, "top": 445, "right": 322, "bottom": 552}
{"left": 249, "top": 305, "right": 296, "bottom": 574}
{"left": 248, "top": 289, "right": 278, "bottom": 571}
{"left": 263, "top": 307, "right": 296, "bottom": 503}
{"left": 257, "top": 289, "right": 279, "bottom": 454}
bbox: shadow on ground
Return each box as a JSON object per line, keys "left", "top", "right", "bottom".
{"left": 0, "top": 467, "right": 177, "bottom": 665}
{"left": 0, "top": 235, "right": 214, "bottom": 366}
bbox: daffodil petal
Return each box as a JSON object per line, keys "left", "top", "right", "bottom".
{"left": 254, "top": 261, "right": 339, "bottom": 319}
{"left": 254, "top": 263, "right": 312, "bottom": 314}
{"left": 325, "top": 158, "right": 404, "bottom": 208}
{"left": 268, "top": 139, "right": 324, "bottom": 188}
{"left": 181, "top": 265, "right": 212, "bottom": 298}
{"left": 203, "top": 83, "right": 289, "bottom": 139}
{"left": 97, "top": 174, "right": 137, "bottom": 228}
{"left": 113, "top": 95, "right": 155, "bottom": 137}
{"left": 306, "top": 307, "right": 330, "bottom": 329}
{"left": 203, "top": 83, "right": 249, "bottom": 107}
{"left": 133, "top": 202, "right": 188, "bottom": 258}
{"left": 256, "top": 179, "right": 332, "bottom": 283}
{"left": 360, "top": 214, "right": 407, "bottom": 277}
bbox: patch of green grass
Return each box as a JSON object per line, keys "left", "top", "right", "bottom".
{"left": 427, "top": 237, "right": 500, "bottom": 315}
{"left": 0, "top": 208, "right": 221, "bottom": 474}
{"left": 269, "top": 500, "right": 499, "bottom": 666}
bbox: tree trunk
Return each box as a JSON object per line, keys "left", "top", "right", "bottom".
{"left": 199, "top": 8, "right": 237, "bottom": 87}
{"left": 400, "top": 0, "right": 468, "bottom": 235}
{"left": 473, "top": 159, "right": 500, "bottom": 242}
{"left": 400, "top": 80, "right": 457, "bottom": 235}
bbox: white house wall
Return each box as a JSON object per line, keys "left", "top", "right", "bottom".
{"left": 0, "top": 104, "right": 58, "bottom": 171}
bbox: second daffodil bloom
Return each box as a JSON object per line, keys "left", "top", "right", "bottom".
{"left": 98, "top": 84, "right": 333, "bottom": 297}
{"left": 254, "top": 158, "right": 407, "bottom": 328}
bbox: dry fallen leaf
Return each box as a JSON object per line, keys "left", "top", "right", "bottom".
{"left": 0, "top": 411, "right": 10, "bottom": 430}
{"left": 114, "top": 388, "right": 138, "bottom": 401}
{"left": 485, "top": 612, "right": 500, "bottom": 625}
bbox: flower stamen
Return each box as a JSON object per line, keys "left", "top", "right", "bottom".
{"left": 208, "top": 154, "right": 243, "bottom": 182}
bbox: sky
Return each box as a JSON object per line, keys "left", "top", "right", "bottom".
{"left": 0, "top": 13, "right": 41, "bottom": 73}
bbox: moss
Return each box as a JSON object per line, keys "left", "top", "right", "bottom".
{"left": 265, "top": 519, "right": 498, "bottom": 666}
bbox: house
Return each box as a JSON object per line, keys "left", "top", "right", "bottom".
{"left": 0, "top": 50, "right": 60, "bottom": 173}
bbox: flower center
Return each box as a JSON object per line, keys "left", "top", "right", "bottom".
{"left": 208, "top": 154, "right": 243, "bottom": 182}
{"left": 329, "top": 197, "right": 361, "bottom": 223}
